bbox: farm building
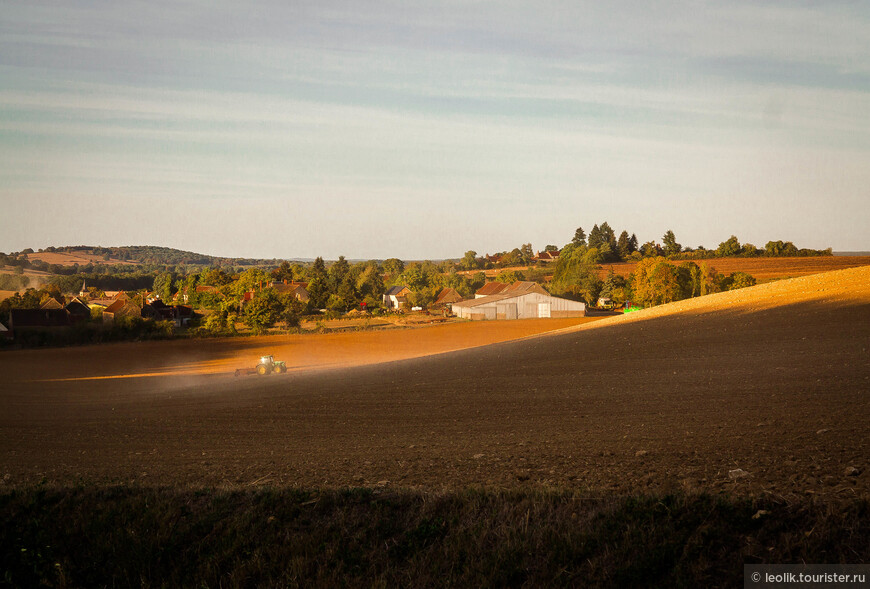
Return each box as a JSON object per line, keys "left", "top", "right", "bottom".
{"left": 533, "top": 250, "right": 561, "bottom": 263}
{"left": 8, "top": 308, "right": 72, "bottom": 336}
{"left": 503, "top": 281, "right": 549, "bottom": 296}
{"left": 65, "top": 297, "right": 91, "bottom": 323}
{"left": 432, "top": 287, "right": 464, "bottom": 311}
{"left": 475, "top": 282, "right": 508, "bottom": 298}
{"left": 452, "top": 291, "right": 585, "bottom": 320}
{"left": 475, "top": 280, "right": 549, "bottom": 299}
{"left": 271, "top": 281, "right": 310, "bottom": 303}
{"left": 0, "top": 321, "right": 9, "bottom": 339}
{"left": 383, "top": 285, "right": 411, "bottom": 310}
{"left": 40, "top": 297, "right": 64, "bottom": 310}
{"left": 102, "top": 298, "right": 142, "bottom": 324}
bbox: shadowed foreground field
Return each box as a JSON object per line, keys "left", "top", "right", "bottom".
{"left": 1, "top": 266, "right": 868, "bottom": 586}
{"left": 1, "top": 268, "right": 868, "bottom": 496}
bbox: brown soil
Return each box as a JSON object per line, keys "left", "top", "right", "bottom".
{"left": 25, "top": 251, "right": 136, "bottom": 266}
{"left": 1, "top": 267, "right": 868, "bottom": 501}
{"left": 598, "top": 255, "right": 870, "bottom": 282}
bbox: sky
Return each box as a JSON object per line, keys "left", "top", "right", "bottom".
{"left": 1, "top": 1, "right": 868, "bottom": 260}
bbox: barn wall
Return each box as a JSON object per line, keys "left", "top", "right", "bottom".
{"left": 455, "top": 293, "right": 585, "bottom": 320}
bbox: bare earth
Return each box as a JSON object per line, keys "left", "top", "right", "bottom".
{"left": 1, "top": 267, "right": 868, "bottom": 502}
{"left": 597, "top": 255, "right": 870, "bottom": 282}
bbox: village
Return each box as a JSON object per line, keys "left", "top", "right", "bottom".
{"left": 0, "top": 259, "right": 590, "bottom": 344}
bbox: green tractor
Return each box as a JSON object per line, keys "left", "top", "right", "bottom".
{"left": 235, "top": 355, "right": 287, "bottom": 377}
{"left": 256, "top": 355, "right": 286, "bottom": 375}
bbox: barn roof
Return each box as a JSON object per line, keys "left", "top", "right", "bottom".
{"left": 434, "top": 287, "right": 463, "bottom": 305}
{"left": 40, "top": 298, "right": 64, "bottom": 310}
{"left": 504, "top": 281, "right": 549, "bottom": 295}
{"left": 385, "top": 285, "right": 410, "bottom": 296}
{"left": 476, "top": 282, "right": 509, "bottom": 296}
{"left": 65, "top": 297, "right": 91, "bottom": 315}
{"left": 104, "top": 299, "right": 140, "bottom": 314}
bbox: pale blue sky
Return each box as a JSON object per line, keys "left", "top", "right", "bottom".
{"left": 1, "top": 1, "right": 868, "bottom": 259}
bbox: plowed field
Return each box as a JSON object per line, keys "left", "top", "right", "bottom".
{"left": 598, "top": 255, "right": 870, "bottom": 282}
{"left": 1, "top": 266, "right": 868, "bottom": 502}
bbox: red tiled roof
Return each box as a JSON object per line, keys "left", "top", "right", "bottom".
{"left": 434, "top": 287, "right": 463, "bottom": 305}
{"left": 476, "top": 282, "right": 509, "bottom": 296}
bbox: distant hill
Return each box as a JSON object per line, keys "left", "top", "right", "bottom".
{"left": 23, "top": 246, "right": 290, "bottom": 268}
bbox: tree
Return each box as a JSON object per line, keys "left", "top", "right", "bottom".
{"left": 462, "top": 251, "right": 479, "bottom": 271}
{"left": 544, "top": 245, "right": 559, "bottom": 252}
{"left": 640, "top": 241, "right": 661, "bottom": 258}
{"left": 328, "top": 256, "right": 350, "bottom": 290}
{"left": 599, "top": 269, "right": 627, "bottom": 302}
{"left": 722, "top": 271, "right": 757, "bottom": 290}
{"left": 354, "top": 263, "right": 384, "bottom": 300}
{"left": 617, "top": 231, "right": 632, "bottom": 260}
{"left": 631, "top": 257, "right": 682, "bottom": 307}
{"left": 152, "top": 272, "right": 174, "bottom": 301}
{"left": 680, "top": 261, "right": 702, "bottom": 298}
{"left": 572, "top": 227, "right": 586, "bottom": 247}
{"left": 383, "top": 258, "right": 404, "bottom": 275}
{"left": 550, "top": 244, "right": 603, "bottom": 304}
{"left": 587, "top": 224, "right": 602, "bottom": 250}
{"left": 716, "top": 236, "right": 741, "bottom": 257}
{"left": 271, "top": 261, "right": 297, "bottom": 283}
{"left": 495, "top": 270, "right": 524, "bottom": 283}
{"left": 520, "top": 243, "right": 534, "bottom": 265}
{"left": 662, "top": 230, "right": 682, "bottom": 257}
{"left": 307, "top": 257, "right": 329, "bottom": 308}
{"left": 699, "top": 262, "right": 722, "bottom": 296}
{"left": 243, "top": 290, "right": 284, "bottom": 334}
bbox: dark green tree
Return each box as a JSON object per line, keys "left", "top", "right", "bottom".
{"left": 462, "top": 251, "right": 479, "bottom": 271}
{"left": 571, "top": 227, "right": 586, "bottom": 247}
{"left": 152, "top": 272, "right": 174, "bottom": 301}
{"left": 662, "top": 230, "right": 682, "bottom": 257}
{"left": 520, "top": 243, "right": 534, "bottom": 265}
{"left": 383, "top": 258, "right": 404, "bottom": 275}
{"left": 716, "top": 236, "right": 741, "bottom": 257}
{"left": 617, "top": 231, "right": 632, "bottom": 260}
{"left": 587, "top": 224, "right": 602, "bottom": 250}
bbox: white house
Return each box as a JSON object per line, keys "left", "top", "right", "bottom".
{"left": 383, "top": 285, "right": 412, "bottom": 310}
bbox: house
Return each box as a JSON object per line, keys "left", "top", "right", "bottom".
{"left": 433, "top": 287, "right": 464, "bottom": 309}
{"left": 39, "top": 297, "right": 64, "bottom": 310}
{"left": 383, "top": 285, "right": 411, "bottom": 310}
{"left": 8, "top": 308, "right": 72, "bottom": 337}
{"left": 65, "top": 297, "right": 92, "bottom": 323}
{"left": 271, "top": 281, "right": 310, "bottom": 303}
{"left": 452, "top": 291, "right": 585, "bottom": 321}
{"left": 142, "top": 300, "right": 194, "bottom": 326}
{"left": 475, "top": 282, "right": 509, "bottom": 298}
{"left": 533, "top": 250, "right": 561, "bottom": 263}
{"left": 87, "top": 298, "right": 116, "bottom": 309}
{"left": 102, "top": 298, "right": 142, "bottom": 324}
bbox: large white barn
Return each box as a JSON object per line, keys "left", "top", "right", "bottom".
{"left": 451, "top": 291, "right": 585, "bottom": 320}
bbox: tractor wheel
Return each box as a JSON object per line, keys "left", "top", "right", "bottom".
{"left": 257, "top": 364, "right": 270, "bottom": 376}
{"left": 276, "top": 365, "right": 286, "bottom": 374}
